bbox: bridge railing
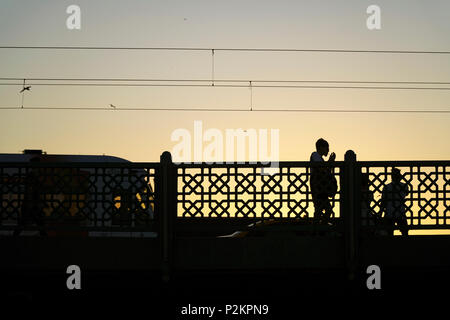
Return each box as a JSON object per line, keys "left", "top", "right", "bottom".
{"left": 0, "top": 162, "right": 159, "bottom": 236}
{"left": 1, "top": 152, "right": 449, "bottom": 237}
{"left": 357, "top": 160, "right": 450, "bottom": 234}
{"left": 174, "top": 160, "right": 344, "bottom": 236}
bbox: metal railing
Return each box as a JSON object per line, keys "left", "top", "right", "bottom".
{"left": 358, "top": 161, "right": 450, "bottom": 234}
{"left": 0, "top": 162, "right": 158, "bottom": 236}
{"left": 175, "top": 160, "right": 343, "bottom": 236}
{"left": 1, "top": 151, "right": 450, "bottom": 238}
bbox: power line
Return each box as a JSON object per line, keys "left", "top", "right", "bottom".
{"left": 1, "top": 46, "right": 450, "bottom": 54}
{"left": 1, "top": 106, "right": 449, "bottom": 113}
{"left": 1, "top": 78, "right": 450, "bottom": 85}
{"left": 1, "top": 78, "right": 449, "bottom": 90}
{"left": 1, "top": 83, "right": 449, "bottom": 90}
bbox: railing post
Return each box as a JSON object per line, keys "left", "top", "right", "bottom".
{"left": 159, "top": 151, "right": 177, "bottom": 283}
{"left": 343, "top": 150, "right": 359, "bottom": 281}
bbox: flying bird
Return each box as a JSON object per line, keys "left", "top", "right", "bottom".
{"left": 20, "top": 86, "right": 31, "bottom": 93}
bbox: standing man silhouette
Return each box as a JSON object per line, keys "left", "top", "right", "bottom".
{"left": 310, "top": 138, "right": 336, "bottom": 224}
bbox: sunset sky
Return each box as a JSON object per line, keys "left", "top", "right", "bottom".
{"left": 0, "top": 0, "right": 449, "bottom": 162}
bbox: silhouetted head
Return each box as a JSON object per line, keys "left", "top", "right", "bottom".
{"left": 391, "top": 168, "right": 402, "bottom": 183}
{"left": 315, "top": 138, "right": 329, "bottom": 156}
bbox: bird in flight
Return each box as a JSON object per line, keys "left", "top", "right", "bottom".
{"left": 20, "top": 86, "right": 31, "bottom": 93}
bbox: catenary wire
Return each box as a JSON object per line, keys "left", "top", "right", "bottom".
{"left": 0, "top": 106, "right": 449, "bottom": 113}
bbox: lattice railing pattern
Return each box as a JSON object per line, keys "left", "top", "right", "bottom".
{"left": 177, "top": 163, "right": 342, "bottom": 220}
{"left": 2, "top": 159, "right": 450, "bottom": 236}
{"left": 0, "top": 163, "right": 157, "bottom": 232}
{"left": 359, "top": 162, "right": 450, "bottom": 231}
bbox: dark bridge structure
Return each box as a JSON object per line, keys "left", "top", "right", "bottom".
{"left": 1, "top": 151, "right": 450, "bottom": 305}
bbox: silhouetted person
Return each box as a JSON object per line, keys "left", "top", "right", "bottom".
{"left": 310, "top": 138, "right": 337, "bottom": 224}
{"left": 380, "top": 168, "right": 409, "bottom": 236}
{"left": 13, "top": 157, "right": 47, "bottom": 237}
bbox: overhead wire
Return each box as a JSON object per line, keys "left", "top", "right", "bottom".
{"left": 1, "top": 46, "right": 450, "bottom": 54}
{"left": 0, "top": 106, "right": 449, "bottom": 113}
{"left": 1, "top": 46, "right": 449, "bottom": 111}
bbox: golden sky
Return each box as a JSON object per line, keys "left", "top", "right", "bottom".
{"left": 0, "top": 0, "right": 449, "bottom": 163}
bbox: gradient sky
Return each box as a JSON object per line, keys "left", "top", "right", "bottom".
{"left": 0, "top": 0, "right": 449, "bottom": 162}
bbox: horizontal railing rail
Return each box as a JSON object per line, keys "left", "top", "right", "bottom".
{"left": 175, "top": 161, "right": 345, "bottom": 167}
